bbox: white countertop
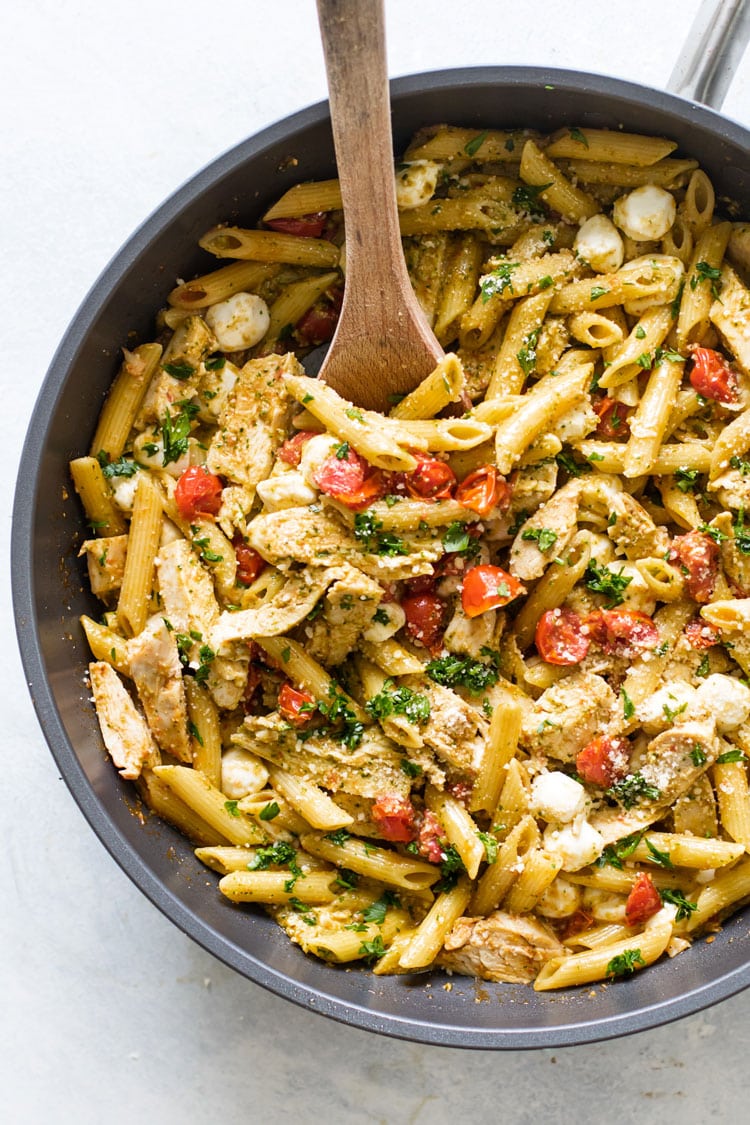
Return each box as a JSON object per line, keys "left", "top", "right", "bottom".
{"left": 5, "top": 1, "right": 750, "bottom": 1120}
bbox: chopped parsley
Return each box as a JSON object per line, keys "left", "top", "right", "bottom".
{"left": 674, "top": 468, "right": 700, "bottom": 493}
{"left": 334, "top": 441, "right": 350, "bottom": 459}
{"left": 690, "top": 743, "right": 708, "bottom": 766}
{"left": 188, "top": 720, "right": 204, "bottom": 746}
{"left": 96, "top": 453, "right": 139, "bottom": 479}
{"left": 358, "top": 935, "right": 387, "bottom": 964}
{"left": 248, "top": 842, "right": 303, "bottom": 883}
{"left": 163, "top": 361, "right": 195, "bottom": 380}
{"left": 635, "top": 325, "right": 647, "bottom": 339}
{"left": 400, "top": 758, "right": 423, "bottom": 778}
{"left": 362, "top": 891, "right": 399, "bottom": 925}
{"left": 590, "top": 285, "right": 609, "bottom": 301}
{"left": 621, "top": 688, "right": 635, "bottom": 722}
{"left": 435, "top": 845, "right": 466, "bottom": 892}
{"left": 191, "top": 533, "right": 223, "bottom": 563}
{"left": 584, "top": 559, "right": 633, "bottom": 606}
{"left": 568, "top": 126, "right": 589, "bottom": 147}
{"left": 733, "top": 507, "right": 750, "bottom": 553}
{"left": 670, "top": 279, "right": 685, "bottom": 319}
{"left": 698, "top": 522, "right": 729, "bottom": 544}
{"left": 480, "top": 260, "right": 519, "bottom": 302}
{"left": 464, "top": 130, "right": 488, "bottom": 157}
{"left": 315, "top": 684, "right": 365, "bottom": 749}
{"left": 426, "top": 649, "right": 501, "bottom": 694}
{"left": 606, "top": 949, "right": 645, "bottom": 978}
{"left": 477, "top": 831, "right": 498, "bottom": 864}
{"left": 716, "top": 749, "right": 746, "bottom": 764}
{"left": 224, "top": 800, "right": 241, "bottom": 818}
{"left": 324, "top": 829, "right": 351, "bottom": 847}
{"left": 690, "top": 260, "right": 722, "bottom": 299}
{"left": 521, "top": 526, "right": 558, "bottom": 552}
{"left": 345, "top": 407, "right": 364, "bottom": 423}
{"left": 516, "top": 327, "right": 541, "bottom": 376}
{"left": 596, "top": 831, "right": 643, "bottom": 870}
{"left": 662, "top": 699, "right": 688, "bottom": 722}
{"left": 645, "top": 839, "right": 673, "bottom": 868}
{"left": 365, "top": 680, "right": 431, "bottom": 725}
{"left": 660, "top": 888, "right": 698, "bottom": 922}
{"left": 204, "top": 355, "right": 226, "bottom": 371}
{"left": 512, "top": 183, "right": 552, "bottom": 216}
{"left": 353, "top": 512, "right": 409, "bottom": 557}
{"left": 160, "top": 400, "right": 199, "bottom": 465}
{"left": 259, "top": 801, "right": 280, "bottom": 821}
{"left": 372, "top": 607, "right": 390, "bottom": 625}
{"left": 333, "top": 867, "right": 360, "bottom": 892}
{"left": 730, "top": 455, "right": 750, "bottom": 476}
{"left": 556, "top": 451, "right": 590, "bottom": 477}
{"left": 607, "top": 771, "right": 661, "bottom": 809}
{"left": 442, "top": 521, "right": 480, "bottom": 558}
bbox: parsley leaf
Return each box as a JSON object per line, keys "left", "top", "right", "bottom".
{"left": 674, "top": 468, "right": 700, "bottom": 493}
{"left": 477, "top": 831, "right": 498, "bottom": 864}
{"left": 442, "top": 521, "right": 480, "bottom": 558}
{"left": 516, "top": 327, "right": 541, "bottom": 376}
{"left": 335, "top": 441, "right": 350, "bottom": 460}
{"left": 717, "top": 749, "right": 746, "bottom": 764}
{"left": 464, "top": 130, "right": 488, "bottom": 157}
{"left": 259, "top": 801, "right": 280, "bottom": 821}
{"left": 362, "top": 891, "right": 399, "bottom": 925}
{"left": 590, "top": 285, "right": 609, "bottom": 301}
{"left": 435, "top": 845, "right": 466, "bottom": 892}
{"left": 690, "top": 743, "right": 708, "bottom": 766}
{"left": 596, "top": 832, "right": 643, "bottom": 870}
{"left": 324, "top": 829, "right": 351, "bottom": 847}
{"left": 568, "top": 126, "right": 589, "bottom": 147}
{"left": 224, "top": 800, "right": 240, "bottom": 818}
{"left": 163, "top": 361, "right": 195, "bottom": 380}
{"left": 690, "top": 260, "right": 722, "bottom": 299}
{"left": 358, "top": 936, "right": 387, "bottom": 964}
{"left": 97, "top": 453, "right": 139, "bottom": 479}
{"left": 521, "top": 526, "right": 558, "bottom": 552}
{"left": 480, "top": 260, "right": 519, "bottom": 302}
{"left": 512, "top": 183, "right": 552, "bottom": 216}
{"left": 400, "top": 758, "right": 423, "bottom": 778}
{"left": 660, "top": 888, "right": 697, "bottom": 922}
{"left": 365, "top": 680, "right": 431, "bottom": 725}
{"left": 606, "top": 949, "right": 645, "bottom": 978}
{"left": 585, "top": 559, "right": 633, "bottom": 607}
{"left": 733, "top": 507, "right": 750, "bottom": 553}
{"left": 426, "top": 649, "right": 501, "bottom": 694}
{"left": 607, "top": 771, "right": 661, "bottom": 809}
{"left": 160, "top": 400, "right": 199, "bottom": 466}
{"left": 353, "top": 512, "right": 409, "bottom": 557}
{"left": 645, "top": 838, "right": 674, "bottom": 868}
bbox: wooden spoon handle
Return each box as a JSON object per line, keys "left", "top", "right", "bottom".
{"left": 316, "top": 0, "right": 408, "bottom": 297}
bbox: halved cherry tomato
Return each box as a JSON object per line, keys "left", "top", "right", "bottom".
{"left": 243, "top": 663, "right": 263, "bottom": 707}
{"left": 405, "top": 452, "right": 456, "bottom": 500}
{"left": 174, "top": 466, "right": 224, "bottom": 520}
{"left": 562, "top": 909, "right": 595, "bottom": 940}
{"left": 233, "top": 538, "right": 267, "bottom": 586}
{"left": 461, "top": 564, "right": 525, "bottom": 618}
{"left": 371, "top": 794, "right": 417, "bottom": 843}
{"left": 592, "top": 395, "right": 631, "bottom": 440}
{"left": 265, "top": 212, "right": 328, "bottom": 237}
{"left": 689, "top": 346, "right": 739, "bottom": 404}
{"left": 625, "top": 872, "right": 663, "bottom": 926}
{"left": 456, "top": 465, "right": 511, "bottom": 517}
{"left": 278, "top": 682, "right": 317, "bottom": 726}
{"left": 402, "top": 592, "right": 446, "bottom": 652}
{"left": 535, "top": 608, "right": 590, "bottom": 665}
{"left": 418, "top": 809, "right": 445, "bottom": 863}
{"left": 277, "top": 430, "right": 317, "bottom": 467}
{"left": 403, "top": 573, "right": 437, "bottom": 597}
{"left": 296, "top": 303, "right": 339, "bottom": 346}
{"left": 576, "top": 735, "right": 631, "bottom": 788}
{"left": 669, "top": 530, "right": 719, "bottom": 604}
{"left": 314, "top": 447, "right": 386, "bottom": 510}
{"left": 685, "top": 618, "right": 721, "bottom": 649}
{"left": 585, "top": 608, "right": 659, "bottom": 656}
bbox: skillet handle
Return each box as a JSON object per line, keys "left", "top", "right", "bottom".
{"left": 667, "top": 0, "right": 750, "bottom": 109}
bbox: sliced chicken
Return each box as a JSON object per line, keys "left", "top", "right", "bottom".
{"left": 135, "top": 315, "right": 215, "bottom": 427}
{"left": 510, "top": 480, "right": 581, "bottom": 580}
{"left": 304, "top": 565, "right": 385, "bottom": 666}
{"left": 608, "top": 491, "right": 669, "bottom": 560}
{"left": 439, "top": 911, "right": 564, "bottom": 983}
{"left": 521, "top": 671, "right": 617, "bottom": 763}
{"left": 79, "top": 534, "right": 128, "bottom": 600}
{"left": 407, "top": 679, "right": 488, "bottom": 774}
{"left": 212, "top": 567, "right": 339, "bottom": 650}
{"left": 127, "top": 615, "right": 191, "bottom": 762}
{"left": 710, "top": 264, "right": 750, "bottom": 376}
{"left": 89, "top": 661, "right": 159, "bottom": 780}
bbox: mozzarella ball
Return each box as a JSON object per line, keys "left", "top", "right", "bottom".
{"left": 581, "top": 888, "right": 626, "bottom": 923}
{"left": 363, "top": 601, "right": 406, "bottom": 644}
{"left": 531, "top": 771, "right": 586, "bottom": 824}
{"left": 395, "top": 160, "right": 440, "bottom": 210}
{"left": 298, "top": 433, "right": 341, "bottom": 489}
{"left": 612, "top": 563, "right": 656, "bottom": 616}
{"left": 220, "top": 748, "right": 269, "bottom": 800}
{"left": 256, "top": 469, "right": 318, "bottom": 512}
{"left": 543, "top": 819, "right": 605, "bottom": 872}
{"left": 205, "top": 292, "right": 270, "bottom": 351}
{"left": 132, "top": 428, "right": 192, "bottom": 478}
{"left": 612, "top": 185, "right": 677, "bottom": 242}
{"left": 535, "top": 876, "right": 582, "bottom": 919}
{"left": 574, "top": 214, "right": 624, "bottom": 273}
{"left": 638, "top": 682, "right": 697, "bottom": 735}
{"left": 109, "top": 466, "right": 141, "bottom": 511}
{"left": 693, "top": 673, "right": 750, "bottom": 732}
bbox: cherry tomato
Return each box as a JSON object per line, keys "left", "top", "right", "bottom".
{"left": 461, "top": 564, "right": 525, "bottom": 618}
{"left": 296, "top": 303, "right": 339, "bottom": 346}
{"left": 456, "top": 465, "right": 511, "bottom": 517}
{"left": 265, "top": 212, "right": 328, "bottom": 237}
{"left": 576, "top": 735, "right": 631, "bottom": 788}
{"left": 233, "top": 538, "right": 267, "bottom": 586}
{"left": 446, "top": 779, "right": 473, "bottom": 806}
{"left": 174, "top": 466, "right": 223, "bottom": 520}
{"left": 403, "top": 573, "right": 437, "bottom": 597}
{"left": 402, "top": 592, "right": 446, "bottom": 652}
{"left": 418, "top": 809, "right": 445, "bottom": 863}
{"left": 405, "top": 452, "right": 456, "bottom": 500}
{"left": 593, "top": 395, "right": 631, "bottom": 440}
{"left": 243, "top": 663, "right": 263, "bottom": 707}
{"left": 685, "top": 619, "right": 720, "bottom": 650}
{"left": 314, "top": 447, "right": 386, "bottom": 509}
{"left": 585, "top": 608, "right": 659, "bottom": 656}
{"left": 562, "top": 909, "right": 595, "bottom": 940}
{"left": 689, "top": 346, "right": 739, "bottom": 404}
{"left": 277, "top": 430, "right": 317, "bottom": 467}
{"left": 625, "top": 872, "right": 663, "bottom": 926}
{"left": 669, "top": 530, "right": 719, "bottom": 604}
{"left": 534, "top": 608, "right": 590, "bottom": 665}
{"left": 371, "top": 794, "right": 417, "bottom": 843}
{"left": 278, "top": 682, "right": 317, "bottom": 726}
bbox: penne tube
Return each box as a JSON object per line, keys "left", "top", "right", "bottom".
{"left": 79, "top": 615, "right": 130, "bottom": 675}
{"left": 199, "top": 225, "right": 340, "bottom": 267}
{"left": 682, "top": 170, "right": 715, "bottom": 237}
{"left": 261, "top": 271, "right": 339, "bottom": 352}
{"left": 504, "top": 849, "right": 563, "bottom": 914}
{"left": 253, "top": 636, "right": 369, "bottom": 724}
{"left": 89, "top": 344, "right": 162, "bottom": 460}
{"left": 714, "top": 760, "right": 750, "bottom": 851}
{"left": 512, "top": 533, "right": 591, "bottom": 649}
{"left": 195, "top": 846, "right": 275, "bottom": 874}
{"left": 389, "top": 353, "right": 464, "bottom": 420}
{"left": 69, "top": 456, "right": 127, "bottom": 538}
{"left": 136, "top": 768, "right": 226, "bottom": 847}
{"left": 486, "top": 290, "right": 554, "bottom": 397}
{"left": 676, "top": 221, "right": 731, "bottom": 347}
{"left": 219, "top": 870, "right": 337, "bottom": 905}
{"left": 116, "top": 473, "right": 163, "bottom": 637}
{"left": 262, "top": 179, "right": 343, "bottom": 220}
{"left": 301, "top": 833, "right": 440, "bottom": 891}
{"left": 701, "top": 599, "right": 750, "bottom": 630}
{"left": 153, "top": 765, "right": 262, "bottom": 846}
{"left": 469, "top": 696, "right": 523, "bottom": 814}
{"left": 433, "top": 233, "right": 483, "bottom": 344}
{"left": 709, "top": 406, "right": 750, "bottom": 479}
{"left": 687, "top": 857, "right": 750, "bottom": 931}
{"left": 534, "top": 921, "right": 673, "bottom": 990}
{"left": 468, "top": 816, "right": 534, "bottom": 916}
{"left": 168, "top": 262, "right": 280, "bottom": 309}
{"left": 398, "top": 878, "right": 473, "bottom": 971}
{"left": 425, "top": 784, "right": 485, "bottom": 879}
{"left": 405, "top": 126, "right": 533, "bottom": 163}
{"left": 546, "top": 129, "right": 677, "bottom": 165}
{"left": 358, "top": 637, "right": 425, "bottom": 677}
{"left": 307, "top": 910, "right": 412, "bottom": 965}
{"left": 519, "top": 140, "right": 598, "bottom": 222}
{"left": 629, "top": 831, "right": 745, "bottom": 869}
{"left": 565, "top": 156, "right": 697, "bottom": 189}
{"left": 622, "top": 355, "right": 684, "bottom": 478}
{"left": 494, "top": 367, "right": 589, "bottom": 474}
{"left": 266, "top": 765, "right": 353, "bottom": 831}
{"left": 576, "top": 440, "right": 713, "bottom": 475}
{"left": 184, "top": 678, "right": 221, "bottom": 787}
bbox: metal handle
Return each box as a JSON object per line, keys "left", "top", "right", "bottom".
{"left": 668, "top": 0, "right": 750, "bottom": 108}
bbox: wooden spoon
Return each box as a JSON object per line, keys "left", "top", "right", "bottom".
{"left": 315, "top": 0, "right": 443, "bottom": 411}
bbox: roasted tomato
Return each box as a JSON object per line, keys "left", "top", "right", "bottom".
{"left": 689, "top": 346, "right": 739, "bottom": 404}
{"left": 233, "top": 538, "right": 267, "bottom": 586}
{"left": 174, "top": 466, "right": 223, "bottom": 520}
{"left": 585, "top": 608, "right": 659, "bottom": 656}
{"left": 669, "top": 530, "right": 719, "bottom": 604}
{"left": 456, "top": 465, "right": 511, "bottom": 517}
{"left": 562, "top": 909, "right": 595, "bottom": 941}
{"left": 265, "top": 212, "right": 328, "bottom": 237}
{"left": 576, "top": 735, "right": 631, "bottom": 788}
{"left": 461, "top": 564, "right": 525, "bottom": 617}
{"left": 296, "top": 302, "right": 339, "bottom": 346}
{"left": 685, "top": 618, "right": 721, "bottom": 649}
{"left": 417, "top": 809, "right": 445, "bottom": 863}
{"left": 277, "top": 430, "right": 317, "bottom": 467}
{"left": 535, "top": 608, "right": 590, "bottom": 665}
{"left": 625, "top": 872, "right": 663, "bottom": 926}
{"left": 314, "top": 447, "right": 386, "bottom": 509}
{"left": 592, "top": 395, "right": 631, "bottom": 440}
{"left": 405, "top": 452, "right": 456, "bottom": 500}
{"left": 278, "top": 683, "right": 317, "bottom": 726}
{"left": 402, "top": 592, "right": 446, "bottom": 652}
{"left": 371, "top": 794, "right": 417, "bottom": 843}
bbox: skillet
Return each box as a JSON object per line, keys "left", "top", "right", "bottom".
{"left": 13, "top": 0, "right": 750, "bottom": 1047}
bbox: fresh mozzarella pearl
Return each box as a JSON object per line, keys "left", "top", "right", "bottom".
{"left": 612, "top": 185, "right": 677, "bottom": 241}
{"left": 110, "top": 468, "right": 141, "bottom": 511}
{"left": 693, "top": 673, "right": 750, "bottom": 732}
{"left": 395, "top": 160, "right": 440, "bottom": 210}
{"left": 256, "top": 470, "right": 318, "bottom": 512}
{"left": 536, "top": 876, "right": 582, "bottom": 919}
{"left": 205, "top": 292, "right": 270, "bottom": 351}
{"left": 574, "top": 214, "right": 624, "bottom": 273}
{"left": 132, "top": 429, "right": 191, "bottom": 478}
{"left": 220, "top": 748, "right": 269, "bottom": 800}
{"left": 638, "top": 682, "right": 697, "bottom": 735}
{"left": 531, "top": 771, "right": 586, "bottom": 824}
{"left": 582, "top": 887, "right": 627, "bottom": 923}
{"left": 543, "top": 819, "right": 605, "bottom": 872}
{"left": 298, "top": 433, "right": 341, "bottom": 488}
